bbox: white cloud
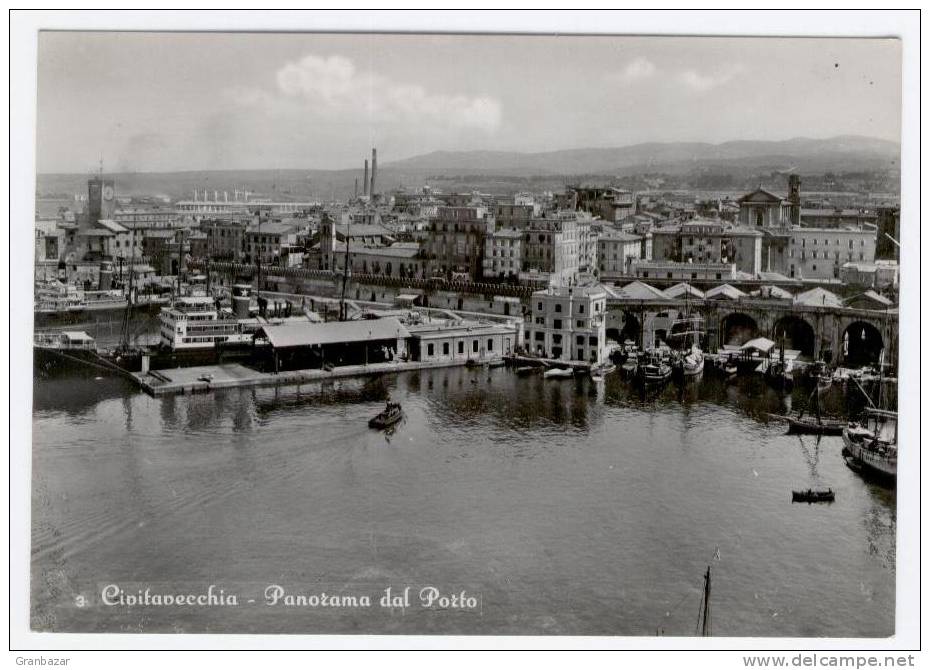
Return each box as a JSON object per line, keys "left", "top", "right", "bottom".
{"left": 679, "top": 65, "right": 745, "bottom": 92}
{"left": 264, "top": 54, "right": 502, "bottom": 132}
{"left": 616, "top": 57, "right": 657, "bottom": 83}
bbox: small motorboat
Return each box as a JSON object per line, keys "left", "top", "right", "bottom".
{"left": 488, "top": 359, "right": 506, "bottom": 368}
{"left": 636, "top": 355, "right": 672, "bottom": 385}
{"left": 465, "top": 358, "right": 484, "bottom": 368}
{"left": 515, "top": 365, "right": 539, "bottom": 376}
{"left": 791, "top": 488, "right": 835, "bottom": 503}
{"left": 368, "top": 401, "right": 404, "bottom": 429}
{"left": 543, "top": 367, "right": 574, "bottom": 379}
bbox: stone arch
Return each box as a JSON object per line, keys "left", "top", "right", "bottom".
{"left": 720, "top": 312, "right": 758, "bottom": 346}
{"left": 771, "top": 315, "right": 816, "bottom": 359}
{"left": 611, "top": 310, "right": 641, "bottom": 345}
{"left": 842, "top": 320, "right": 884, "bottom": 367}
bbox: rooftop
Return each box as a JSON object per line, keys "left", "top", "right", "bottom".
{"left": 258, "top": 317, "right": 410, "bottom": 349}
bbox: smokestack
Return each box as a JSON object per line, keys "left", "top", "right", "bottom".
{"left": 370, "top": 148, "right": 377, "bottom": 198}
{"left": 363, "top": 160, "right": 369, "bottom": 197}
{"left": 354, "top": 177, "right": 359, "bottom": 199}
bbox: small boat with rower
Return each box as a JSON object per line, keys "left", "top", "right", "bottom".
{"left": 368, "top": 401, "right": 404, "bottom": 429}
{"left": 791, "top": 488, "right": 835, "bottom": 503}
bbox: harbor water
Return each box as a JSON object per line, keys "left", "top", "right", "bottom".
{"left": 31, "top": 368, "right": 895, "bottom": 636}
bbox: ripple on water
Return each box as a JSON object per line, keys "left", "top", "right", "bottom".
{"left": 31, "top": 368, "right": 895, "bottom": 636}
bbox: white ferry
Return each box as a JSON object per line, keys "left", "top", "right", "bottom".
{"left": 158, "top": 295, "right": 252, "bottom": 350}
{"left": 154, "top": 291, "right": 318, "bottom": 367}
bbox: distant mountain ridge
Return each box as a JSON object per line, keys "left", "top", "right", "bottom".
{"left": 384, "top": 135, "right": 900, "bottom": 175}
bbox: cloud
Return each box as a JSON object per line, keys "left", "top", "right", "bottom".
{"left": 679, "top": 65, "right": 745, "bottom": 92}
{"left": 615, "top": 57, "right": 657, "bottom": 83}
{"left": 256, "top": 53, "right": 502, "bottom": 132}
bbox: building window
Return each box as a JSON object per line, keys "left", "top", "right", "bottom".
{"left": 472, "top": 340, "right": 479, "bottom": 353}
{"left": 537, "top": 302, "right": 542, "bottom": 311}
{"left": 553, "top": 319, "right": 562, "bottom": 329}
{"left": 589, "top": 336, "right": 598, "bottom": 346}
{"left": 427, "top": 343, "right": 434, "bottom": 356}
{"left": 576, "top": 320, "right": 585, "bottom": 328}
{"left": 458, "top": 341, "right": 464, "bottom": 354}
{"left": 555, "top": 304, "right": 562, "bottom": 313}
{"left": 576, "top": 335, "right": 585, "bottom": 345}
{"left": 553, "top": 334, "right": 562, "bottom": 344}
{"left": 443, "top": 342, "right": 449, "bottom": 356}
{"left": 578, "top": 304, "right": 585, "bottom": 314}
{"left": 487, "top": 339, "right": 493, "bottom": 352}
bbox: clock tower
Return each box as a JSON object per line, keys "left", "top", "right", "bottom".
{"left": 86, "top": 177, "right": 116, "bottom": 224}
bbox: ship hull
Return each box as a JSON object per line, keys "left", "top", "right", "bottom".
{"left": 34, "top": 347, "right": 110, "bottom": 378}
{"left": 842, "top": 431, "right": 896, "bottom": 482}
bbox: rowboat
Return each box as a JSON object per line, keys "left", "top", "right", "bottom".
{"left": 543, "top": 367, "right": 574, "bottom": 379}
{"left": 786, "top": 417, "right": 846, "bottom": 435}
{"left": 368, "top": 401, "right": 404, "bottom": 429}
{"left": 791, "top": 488, "right": 835, "bottom": 503}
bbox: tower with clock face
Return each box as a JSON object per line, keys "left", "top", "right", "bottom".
{"left": 86, "top": 177, "right": 116, "bottom": 224}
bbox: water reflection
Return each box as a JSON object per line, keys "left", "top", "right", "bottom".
{"left": 31, "top": 365, "right": 896, "bottom": 636}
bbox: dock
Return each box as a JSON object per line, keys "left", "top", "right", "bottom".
{"left": 131, "top": 357, "right": 498, "bottom": 396}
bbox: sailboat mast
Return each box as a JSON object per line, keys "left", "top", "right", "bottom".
{"left": 701, "top": 565, "right": 712, "bottom": 636}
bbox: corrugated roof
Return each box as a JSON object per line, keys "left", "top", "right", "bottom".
{"left": 614, "top": 281, "right": 671, "bottom": 301}
{"left": 752, "top": 285, "right": 794, "bottom": 300}
{"left": 794, "top": 287, "right": 842, "bottom": 308}
{"left": 664, "top": 282, "right": 705, "bottom": 299}
{"left": 844, "top": 290, "right": 893, "bottom": 308}
{"left": 258, "top": 317, "right": 409, "bottom": 349}
{"left": 705, "top": 284, "right": 747, "bottom": 300}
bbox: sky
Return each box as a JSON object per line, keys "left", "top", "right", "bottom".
{"left": 36, "top": 32, "right": 902, "bottom": 174}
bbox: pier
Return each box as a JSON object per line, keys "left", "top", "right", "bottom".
{"left": 131, "top": 357, "right": 498, "bottom": 396}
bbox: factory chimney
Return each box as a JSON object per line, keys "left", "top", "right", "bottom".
{"left": 363, "top": 160, "right": 369, "bottom": 197}
{"left": 354, "top": 177, "right": 359, "bottom": 199}
{"left": 369, "top": 148, "right": 377, "bottom": 198}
